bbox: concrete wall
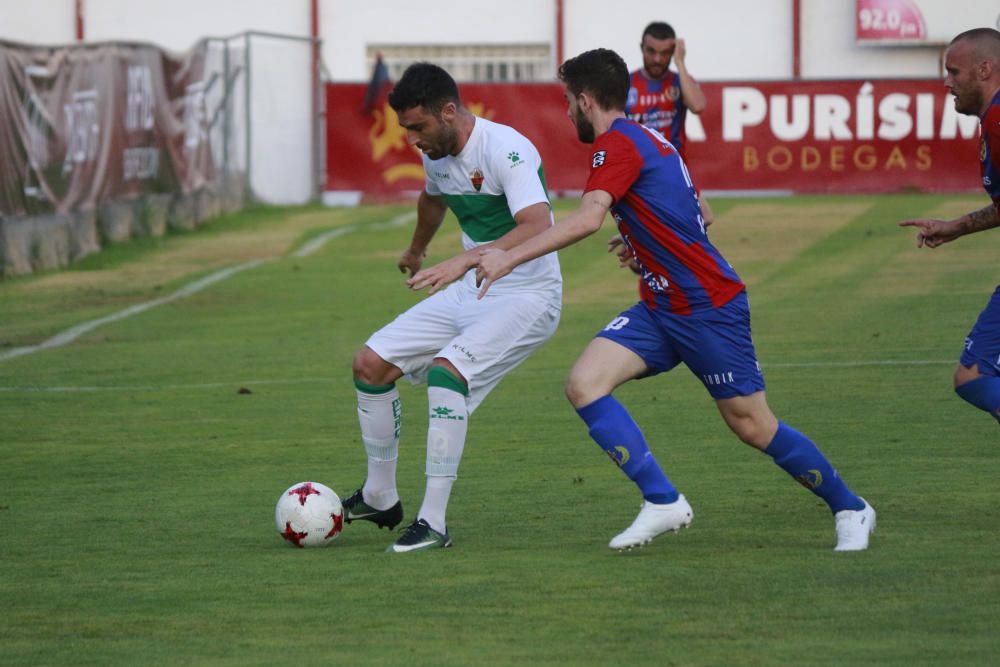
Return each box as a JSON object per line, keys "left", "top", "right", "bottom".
{"left": 0, "top": 0, "right": 972, "bottom": 82}
{"left": 564, "top": 0, "right": 794, "bottom": 81}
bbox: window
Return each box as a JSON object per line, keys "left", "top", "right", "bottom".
{"left": 367, "top": 44, "right": 552, "bottom": 82}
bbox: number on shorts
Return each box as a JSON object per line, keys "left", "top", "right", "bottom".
{"left": 604, "top": 316, "right": 630, "bottom": 331}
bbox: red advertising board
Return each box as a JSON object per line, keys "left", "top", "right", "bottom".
{"left": 326, "top": 79, "right": 982, "bottom": 199}
{"left": 326, "top": 82, "right": 591, "bottom": 199}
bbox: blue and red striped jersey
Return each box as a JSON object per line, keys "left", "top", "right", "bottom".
{"left": 625, "top": 70, "right": 688, "bottom": 156}
{"left": 981, "top": 88, "right": 1000, "bottom": 214}
{"left": 584, "top": 118, "right": 744, "bottom": 316}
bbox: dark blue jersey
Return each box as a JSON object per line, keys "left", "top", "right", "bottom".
{"left": 584, "top": 118, "right": 743, "bottom": 316}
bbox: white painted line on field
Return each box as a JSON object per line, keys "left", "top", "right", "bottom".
{"left": 0, "top": 359, "right": 958, "bottom": 393}
{"left": 0, "top": 377, "right": 337, "bottom": 392}
{"left": 0, "top": 212, "right": 417, "bottom": 364}
{"left": 0, "top": 259, "right": 271, "bottom": 363}
{"left": 292, "top": 211, "right": 416, "bottom": 258}
{"left": 766, "top": 359, "right": 955, "bottom": 368}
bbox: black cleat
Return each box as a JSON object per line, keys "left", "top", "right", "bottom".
{"left": 386, "top": 518, "right": 453, "bottom": 553}
{"left": 342, "top": 487, "right": 403, "bottom": 530}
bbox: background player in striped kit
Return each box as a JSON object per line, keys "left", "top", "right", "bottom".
{"left": 625, "top": 21, "right": 713, "bottom": 226}
{"left": 899, "top": 28, "right": 1000, "bottom": 426}
{"left": 476, "top": 48, "right": 875, "bottom": 552}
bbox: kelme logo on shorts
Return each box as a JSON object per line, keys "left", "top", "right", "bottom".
{"left": 507, "top": 151, "right": 520, "bottom": 164}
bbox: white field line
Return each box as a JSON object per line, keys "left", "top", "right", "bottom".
{"left": 292, "top": 211, "right": 416, "bottom": 258}
{"left": 0, "top": 212, "right": 416, "bottom": 364}
{"left": 766, "top": 359, "right": 955, "bottom": 368}
{"left": 0, "top": 359, "right": 957, "bottom": 393}
{"left": 0, "top": 259, "right": 271, "bottom": 363}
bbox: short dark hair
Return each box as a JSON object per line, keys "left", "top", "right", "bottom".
{"left": 950, "top": 27, "right": 1000, "bottom": 63}
{"left": 388, "top": 62, "right": 460, "bottom": 114}
{"left": 642, "top": 22, "right": 676, "bottom": 41}
{"left": 558, "top": 48, "right": 630, "bottom": 112}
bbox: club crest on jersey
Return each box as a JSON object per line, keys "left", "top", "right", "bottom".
{"left": 667, "top": 85, "right": 681, "bottom": 101}
{"left": 592, "top": 150, "right": 607, "bottom": 168}
{"left": 470, "top": 168, "right": 484, "bottom": 192}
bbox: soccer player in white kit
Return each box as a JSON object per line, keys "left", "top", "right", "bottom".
{"left": 344, "top": 63, "right": 562, "bottom": 552}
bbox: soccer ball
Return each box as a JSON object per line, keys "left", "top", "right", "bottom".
{"left": 275, "top": 481, "right": 344, "bottom": 548}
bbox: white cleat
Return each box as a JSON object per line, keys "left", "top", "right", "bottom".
{"left": 833, "top": 498, "right": 876, "bottom": 551}
{"left": 609, "top": 495, "right": 693, "bottom": 551}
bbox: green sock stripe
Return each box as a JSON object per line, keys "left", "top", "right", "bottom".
{"left": 427, "top": 366, "right": 469, "bottom": 396}
{"left": 354, "top": 379, "right": 396, "bottom": 394}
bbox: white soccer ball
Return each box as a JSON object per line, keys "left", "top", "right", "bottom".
{"left": 275, "top": 481, "right": 344, "bottom": 548}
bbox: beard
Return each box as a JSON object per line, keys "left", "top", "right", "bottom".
{"left": 573, "top": 108, "right": 596, "bottom": 143}
{"left": 952, "top": 88, "right": 983, "bottom": 116}
{"left": 643, "top": 62, "right": 669, "bottom": 79}
{"left": 422, "top": 123, "right": 459, "bottom": 159}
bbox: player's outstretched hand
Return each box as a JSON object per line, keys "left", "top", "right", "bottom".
{"left": 607, "top": 234, "right": 641, "bottom": 274}
{"left": 398, "top": 247, "right": 426, "bottom": 277}
{"left": 898, "top": 218, "right": 961, "bottom": 248}
{"left": 476, "top": 248, "right": 514, "bottom": 299}
{"left": 407, "top": 255, "right": 473, "bottom": 294}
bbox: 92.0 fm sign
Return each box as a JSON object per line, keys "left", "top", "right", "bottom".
{"left": 325, "top": 79, "right": 981, "bottom": 198}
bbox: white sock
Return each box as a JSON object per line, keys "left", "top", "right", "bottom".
{"left": 419, "top": 476, "right": 455, "bottom": 534}
{"left": 418, "top": 385, "right": 468, "bottom": 533}
{"left": 357, "top": 387, "right": 401, "bottom": 511}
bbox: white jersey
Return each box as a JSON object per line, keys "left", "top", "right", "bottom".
{"left": 422, "top": 117, "right": 562, "bottom": 298}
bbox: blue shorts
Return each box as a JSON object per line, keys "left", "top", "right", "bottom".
{"left": 596, "top": 292, "right": 766, "bottom": 399}
{"left": 960, "top": 285, "right": 1000, "bottom": 377}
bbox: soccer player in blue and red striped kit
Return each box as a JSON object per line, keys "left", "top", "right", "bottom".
{"left": 900, "top": 28, "right": 1000, "bottom": 427}
{"left": 625, "top": 21, "right": 714, "bottom": 226}
{"left": 476, "top": 48, "right": 875, "bottom": 552}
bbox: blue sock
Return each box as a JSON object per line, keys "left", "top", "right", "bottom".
{"left": 955, "top": 376, "right": 1000, "bottom": 424}
{"left": 576, "top": 395, "right": 679, "bottom": 504}
{"left": 764, "top": 422, "right": 863, "bottom": 514}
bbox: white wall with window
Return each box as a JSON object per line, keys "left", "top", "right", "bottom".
{"left": 5, "top": 0, "right": 992, "bottom": 83}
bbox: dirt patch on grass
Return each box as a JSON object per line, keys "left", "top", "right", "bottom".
{"left": 10, "top": 209, "right": 350, "bottom": 296}
{"left": 710, "top": 201, "right": 871, "bottom": 268}
{"left": 872, "top": 197, "right": 1000, "bottom": 297}
{"left": 565, "top": 201, "right": 869, "bottom": 303}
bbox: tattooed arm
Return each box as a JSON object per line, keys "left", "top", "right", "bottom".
{"left": 898, "top": 204, "right": 1000, "bottom": 248}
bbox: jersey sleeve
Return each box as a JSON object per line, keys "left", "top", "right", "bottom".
{"left": 422, "top": 154, "right": 442, "bottom": 196}
{"left": 583, "top": 131, "right": 643, "bottom": 204}
{"left": 493, "top": 133, "right": 549, "bottom": 217}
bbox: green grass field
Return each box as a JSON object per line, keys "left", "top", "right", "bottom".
{"left": 1, "top": 195, "right": 998, "bottom": 666}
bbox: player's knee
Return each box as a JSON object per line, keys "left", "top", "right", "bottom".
{"left": 352, "top": 347, "right": 397, "bottom": 386}
{"left": 725, "top": 413, "right": 775, "bottom": 449}
{"left": 429, "top": 358, "right": 467, "bottom": 386}
{"left": 564, "top": 372, "right": 598, "bottom": 409}
{"left": 954, "top": 363, "right": 980, "bottom": 389}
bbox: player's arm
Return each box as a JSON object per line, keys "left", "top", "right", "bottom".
{"left": 899, "top": 204, "right": 1000, "bottom": 248}
{"left": 673, "top": 38, "right": 706, "bottom": 114}
{"left": 477, "top": 190, "right": 613, "bottom": 298}
{"left": 398, "top": 190, "right": 448, "bottom": 277}
{"left": 406, "top": 201, "right": 552, "bottom": 293}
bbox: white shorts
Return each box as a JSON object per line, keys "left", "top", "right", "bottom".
{"left": 366, "top": 283, "right": 561, "bottom": 413}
